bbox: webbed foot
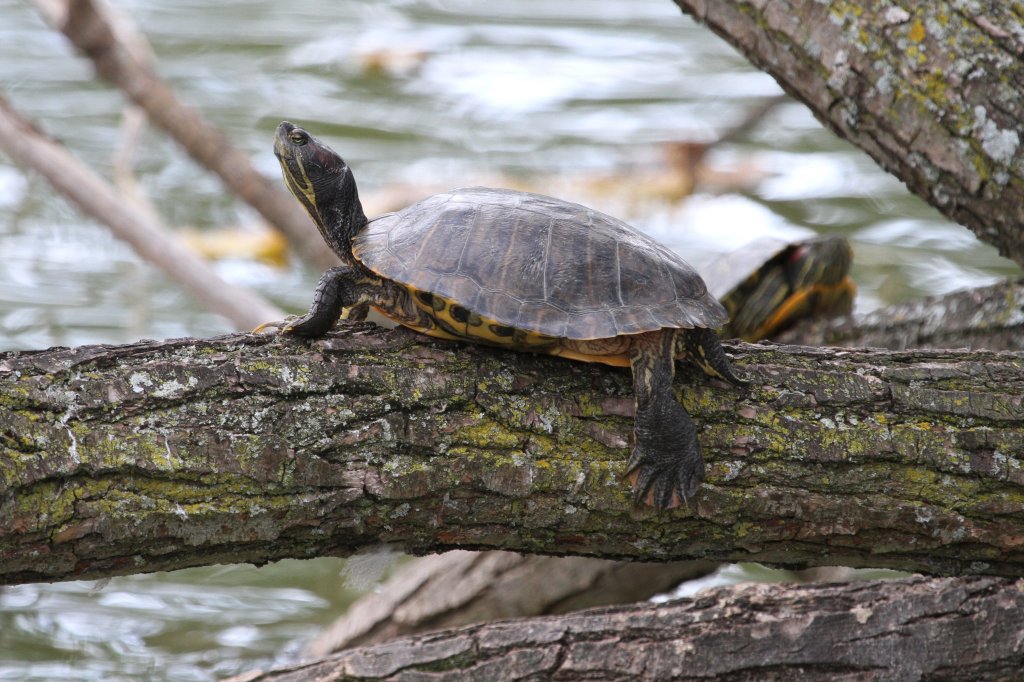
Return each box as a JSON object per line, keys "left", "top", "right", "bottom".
{"left": 625, "top": 394, "right": 704, "bottom": 510}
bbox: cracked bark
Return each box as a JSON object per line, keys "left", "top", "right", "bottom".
{"left": 2, "top": 326, "right": 1023, "bottom": 585}
{"left": 672, "top": 1, "right": 1024, "bottom": 268}
{"left": 781, "top": 278, "right": 1024, "bottom": 351}
{"left": 226, "top": 576, "right": 1024, "bottom": 681}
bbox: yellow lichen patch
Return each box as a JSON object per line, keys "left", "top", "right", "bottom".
{"left": 908, "top": 18, "right": 926, "bottom": 42}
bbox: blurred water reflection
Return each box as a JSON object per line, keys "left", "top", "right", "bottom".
{"left": 0, "top": 0, "right": 1018, "bottom": 679}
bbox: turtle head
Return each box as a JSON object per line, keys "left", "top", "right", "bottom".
{"left": 275, "top": 121, "right": 366, "bottom": 262}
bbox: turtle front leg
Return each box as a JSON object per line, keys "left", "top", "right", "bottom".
{"left": 627, "top": 329, "right": 704, "bottom": 510}
{"left": 285, "top": 265, "right": 375, "bottom": 338}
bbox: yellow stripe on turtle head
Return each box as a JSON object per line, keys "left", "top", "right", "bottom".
{"left": 278, "top": 153, "right": 320, "bottom": 221}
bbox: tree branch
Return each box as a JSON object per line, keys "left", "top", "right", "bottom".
{"left": 673, "top": 1, "right": 1024, "bottom": 267}
{"left": 2, "top": 327, "right": 1022, "bottom": 585}
{"left": 0, "top": 95, "right": 283, "bottom": 331}
{"left": 227, "top": 576, "right": 1024, "bottom": 681}
{"left": 303, "top": 551, "right": 717, "bottom": 657}
{"left": 32, "top": 0, "right": 337, "bottom": 270}
{"left": 781, "top": 278, "right": 1024, "bottom": 351}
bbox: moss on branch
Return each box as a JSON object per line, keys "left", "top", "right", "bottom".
{"left": 1, "top": 325, "right": 1023, "bottom": 584}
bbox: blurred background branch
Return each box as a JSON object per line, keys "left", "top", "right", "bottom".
{"left": 32, "top": 0, "right": 338, "bottom": 270}
{"left": 0, "top": 95, "right": 282, "bottom": 329}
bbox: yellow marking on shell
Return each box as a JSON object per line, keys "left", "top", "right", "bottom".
{"left": 398, "top": 285, "right": 634, "bottom": 368}
{"left": 750, "top": 276, "right": 857, "bottom": 341}
{"left": 407, "top": 286, "right": 556, "bottom": 348}
{"left": 372, "top": 306, "right": 464, "bottom": 341}
{"left": 549, "top": 347, "right": 631, "bottom": 368}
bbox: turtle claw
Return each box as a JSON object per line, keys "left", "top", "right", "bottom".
{"left": 684, "top": 327, "right": 749, "bottom": 388}
{"left": 252, "top": 316, "right": 301, "bottom": 334}
{"left": 625, "top": 438, "right": 704, "bottom": 511}
{"left": 279, "top": 312, "right": 336, "bottom": 338}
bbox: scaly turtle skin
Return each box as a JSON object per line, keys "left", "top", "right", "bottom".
{"left": 705, "top": 236, "right": 856, "bottom": 342}
{"left": 269, "top": 121, "right": 745, "bottom": 510}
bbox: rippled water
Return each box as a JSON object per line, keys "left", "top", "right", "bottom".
{"left": 0, "top": 0, "right": 1019, "bottom": 679}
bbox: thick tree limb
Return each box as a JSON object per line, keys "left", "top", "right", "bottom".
{"left": 673, "top": 1, "right": 1024, "bottom": 267}
{"left": 32, "top": 0, "right": 337, "bottom": 270}
{"left": 299, "top": 278, "right": 1024, "bottom": 654}
{"left": 2, "top": 327, "right": 1022, "bottom": 585}
{"left": 781, "top": 278, "right": 1024, "bottom": 351}
{"left": 227, "top": 576, "right": 1024, "bottom": 682}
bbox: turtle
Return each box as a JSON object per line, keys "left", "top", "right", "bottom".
{"left": 704, "top": 236, "right": 856, "bottom": 342}
{"left": 265, "top": 121, "right": 746, "bottom": 510}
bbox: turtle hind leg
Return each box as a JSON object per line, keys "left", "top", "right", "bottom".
{"left": 681, "top": 327, "right": 749, "bottom": 387}
{"left": 627, "top": 329, "right": 705, "bottom": 510}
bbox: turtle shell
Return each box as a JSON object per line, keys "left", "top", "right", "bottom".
{"left": 703, "top": 236, "right": 791, "bottom": 301}
{"left": 703, "top": 234, "right": 855, "bottom": 341}
{"left": 352, "top": 187, "right": 726, "bottom": 340}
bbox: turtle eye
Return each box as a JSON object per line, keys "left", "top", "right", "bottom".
{"left": 289, "top": 130, "right": 309, "bottom": 146}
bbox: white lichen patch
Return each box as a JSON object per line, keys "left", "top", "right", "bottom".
{"left": 924, "top": 15, "right": 948, "bottom": 40}
{"left": 993, "top": 451, "right": 1022, "bottom": 476}
{"left": 129, "top": 371, "right": 154, "bottom": 393}
{"left": 850, "top": 605, "right": 873, "bottom": 624}
{"left": 154, "top": 375, "right": 198, "bottom": 398}
{"left": 883, "top": 7, "right": 910, "bottom": 24}
{"left": 974, "top": 106, "right": 1020, "bottom": 166}
{"left": 719, "top": 460, "right": 746, "bottom": 482}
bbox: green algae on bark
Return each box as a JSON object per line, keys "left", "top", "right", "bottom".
{"left": 1, "top": 325, "right": 1023, "bottom": 584}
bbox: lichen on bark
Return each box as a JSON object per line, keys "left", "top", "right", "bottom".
{"left": 1, "top": 326, "right": 1023, "bottom": 585}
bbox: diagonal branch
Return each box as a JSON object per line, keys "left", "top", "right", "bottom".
{"left": 672, "top": 0, "right": 1024, "bottom": 267}
{"left": 32, "top": 0, "right": 337, "bottom": 269}
{"left": 0, "top": 95, "right": 283, "bottom": 331}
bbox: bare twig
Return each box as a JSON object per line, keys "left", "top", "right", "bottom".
{"left": 0, "top": 95, "right": 283, "bottom": 330}
{"left": 32, "top": 0, "right": 337, "bottom": 270}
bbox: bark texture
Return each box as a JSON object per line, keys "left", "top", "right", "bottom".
{"left": 229, "top": 576, "right": 1024, "bottom": 682}
{"left": 2, "top": 326, "right": 1023, "bottom": 585}
{"left": 299, "top": 279, "right": 1023, "bottom": 654}
{"left": 781, "top": 278, "right": 1024, "bottom": 351}
{"left": 673, "top": 0, "right": 1024, "bottom": 268}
